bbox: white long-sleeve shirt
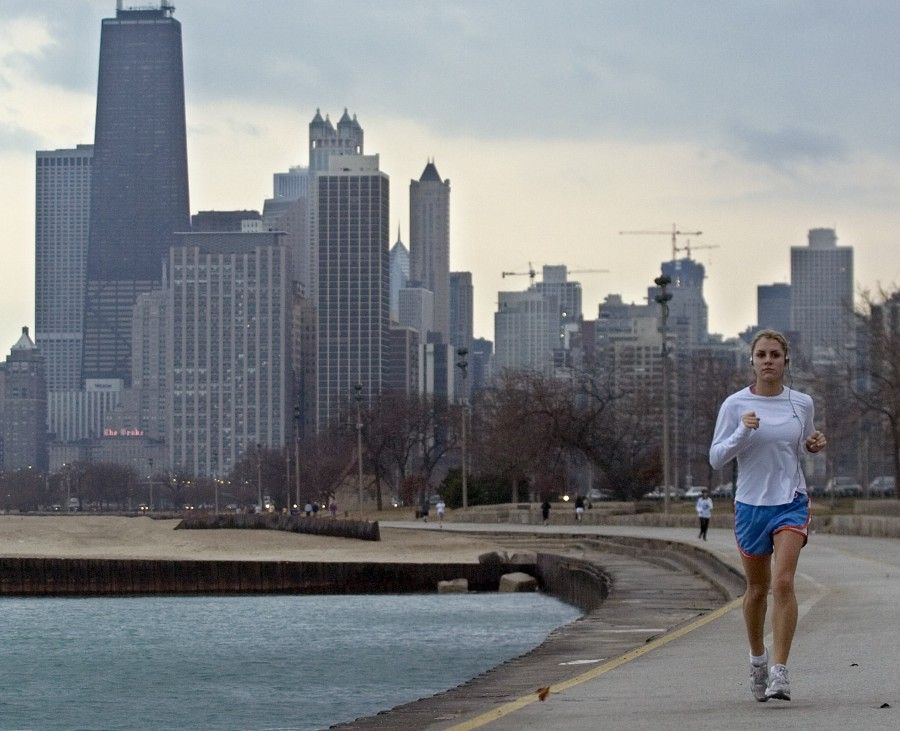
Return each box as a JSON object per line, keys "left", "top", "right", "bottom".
{"left": 709, "top": 386, "right": 815, "bottom": 506}
{"left": 695, "top": 497, "right": 713, "bottom": 519}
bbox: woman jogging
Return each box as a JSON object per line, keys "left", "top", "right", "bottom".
{"left": 709, "top": 329, "right": 826, "bottom": 703}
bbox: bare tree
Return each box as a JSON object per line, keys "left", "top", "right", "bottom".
{"left": 851, "top": 287, "right": 900, "bottom": 495}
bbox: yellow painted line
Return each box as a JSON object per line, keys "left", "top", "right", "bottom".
{"left": 447, "top": 596, "right": 743, "bottom": 731}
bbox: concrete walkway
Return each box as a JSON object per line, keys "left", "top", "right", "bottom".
{"left": 380, "top": 521, "right": 900, "bottom": 731}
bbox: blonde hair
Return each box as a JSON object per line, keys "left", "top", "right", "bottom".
{"left": 750, "top": 329, "right": 790, "bottom": 360}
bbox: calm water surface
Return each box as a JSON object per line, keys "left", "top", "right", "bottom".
{"left": 0, "top": 593, "right": 579, "bottom": 730}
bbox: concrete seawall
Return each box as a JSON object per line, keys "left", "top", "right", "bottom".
{"left": 0, "top": 558, "right": 509, "bottom": 596}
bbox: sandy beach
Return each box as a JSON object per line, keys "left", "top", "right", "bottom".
{"left": 0, "top": 515, "right": 505, "bottom": 563}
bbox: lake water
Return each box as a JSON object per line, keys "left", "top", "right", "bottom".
{"left": 0, "top": 593, "right": 580, "bottom": 730}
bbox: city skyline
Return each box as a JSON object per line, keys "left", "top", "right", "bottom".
{"left": 2, "top": 1, "right": 900, "bottom": 345}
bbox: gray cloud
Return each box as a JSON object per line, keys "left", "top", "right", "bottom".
{"left": 729, "top": 124, "right": 848, "bottom": 169}
{"left": 0, "top": 121, "right": 40, "bottom": 152}
{"left": 3, "top": 0, "right": 900, "bottom": 157}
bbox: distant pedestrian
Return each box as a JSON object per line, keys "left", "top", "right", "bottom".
{"left": 311, "top": 501, "right": 319, "bottom": 516}
{"left": 541, "top": 498, "right": 551, "bottom": 525}
{"left": 304, "top": 502, "right": 313, "bottom": 517}
{"left": 328, "top": 498, "right": 337, "bottom": 518}
{"left": 695, "top": 489, "right": 713, "bottom": 540}
{"left": 710, "top": 329, "right": 826, "bottom": 703}
{"left": 436, "top": 499, "right": 446, "bottom": 525}
{"left": 420, "top": 499, "right": 429, "bottom": 522}
{"left": 574, "top": 495, "right": 585, "bottom": 522}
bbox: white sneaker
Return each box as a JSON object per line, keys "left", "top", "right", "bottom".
{"left": 750, "top": 651, "right": 769, "bottom": 702}
{"left": 765, "top": 663, "right": 791, "bottom": 701}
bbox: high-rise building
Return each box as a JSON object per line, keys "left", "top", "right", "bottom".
{"left": 130, "top": 289, "right": 167, "bottom": 440}
{"left": 389, "top": 227, "right": 410, "bottom": 322}
{"left": 658, "top": 258, "right": 708, "bottom": 345}
{"left": 191, "top": 210, "right": 260, "bottom": 232}
{"left": 385, "top": 326, "right": 420, "bottom": 396}
{"left": 398, "top": 286, "right": 435, "bottom": 337}
{"left": 470, "top": 337, "right": 494, "bottom": 394}
{"left": 35, "top": 144, "right": 93, "bottom": 391}
{"left": 449, "top": 271, "right": 474, "bottom": 351}
{"left": 0, "top": 328, "right": 48, "bottom": 471}
{"left": 83, "top": 2, "right": 189, "bottom": 384}
{"left": 534, "top": 265, "right": 582, "bottom": 325}
{"left": 790, "top": 228, "right": 854, "bottom": 364}
{"left": 290, "top": 284, "right": 317, "bottom": 439}
{"left": 757, "top": 283, "right": 792, "bottom": 334}
{"left": 494, "top": 290, "right": 560, "bottom": 375}
{"left": 167, "top": 232, "right": 290, "bottom": 476}
{"left": 307, "top": 109, "right": 365, "bottom": 304}
{"left": 314, "top": 152, "right": 389, "bottom": 427}
{"left": 262, "top": 196, "right": 309, "bottom": 287}
{"left": 410, "top": 161, "right": 450, "bottom": 342}
{"left": 449, "top": 271, "right": 474, "bottom": 400}
{"left": 47, "top": 379, "right": 123, "bottom": 443}
{"left": 273, "top": 166, "right": 309, "bottom": 201}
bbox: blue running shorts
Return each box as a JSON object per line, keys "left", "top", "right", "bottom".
{"left": 734, "top": 492, "right": 810, "bottom": 558}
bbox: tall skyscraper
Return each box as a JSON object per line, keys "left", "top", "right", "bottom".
{"left": 83, "top": 2, "right": 189, "bottom": 384}
{"left": 35, "top": 144, "right": 93, "bottom": 391}
{"left": 449, "top": 271, "right": 474, "bottom": 351}
{"left": 307, "top": 109, "right": 365, "bottom": 304}
{"left": 757, "top": 283, "right": 792, "bottom": 334}
{"left": 0, "top": 328, "right": 48, "bottom": 471}
{"left": 167, "top": 232, "right": 290, "bottom": 476}
{"left": 790, "top": 228, "right": 854, "bottom": 363}
{"left": 315, "top": 152, "right": 389, "bottom": 427}
{"left": 389, "top": 226, "right": 410, "bottom": 322}
{"left": 191, "top": 210, "right": 260, "bottom": 232}
{"left": 410, "top": 160, "right": 450, "bottom": 342}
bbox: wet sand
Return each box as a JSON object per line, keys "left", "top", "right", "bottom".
{"left": 0, "top": 515, "right": 505, "bottom": 563}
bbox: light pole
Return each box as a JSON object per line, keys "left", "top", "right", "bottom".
{"left": 147, "top": 458, "right": 154, "bottom": 512}
{"left": 354, "top": 384, "right": 364, "bottom": 515}
{"left": 654, "top": 274, "right": 673, "bottom": 516}
{"left": 294, "top": 402, "right": 301, "bottom": 509}
{"left": 256, "top": 442, "right": 263, "bottom": 512}
{"left": 456, "top": 348, "right": 469, "bottom": 509}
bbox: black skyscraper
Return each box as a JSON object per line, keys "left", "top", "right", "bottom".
{"left": 83, "top": 2, "right": 189, "bottom": 383}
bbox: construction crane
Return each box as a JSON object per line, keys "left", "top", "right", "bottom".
{"left": 619, "top": 223, "right": 703, "bottom": 260}
{"left": 679, "top": 239, "right": 719, "bottom": 259}
{"left": 567, "top": 268, "right": 610, "bottom": 275}
{"left": 501, "top": 262, "right": 537, "bottom": 282}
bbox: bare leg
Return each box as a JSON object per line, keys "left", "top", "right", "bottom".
{"left": 740, "top": 554, "right": 771, "bottom": 657}
{"left": 770, "top": 530, "right": 805, "bottom": 665}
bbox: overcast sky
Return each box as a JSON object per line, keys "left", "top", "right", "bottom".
{"left": 2, "top": 0, "right": 899, "bottom": 346}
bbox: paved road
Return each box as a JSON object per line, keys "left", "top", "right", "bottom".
{"left": 382, "top": 521, "right": 900, "bottom": 730}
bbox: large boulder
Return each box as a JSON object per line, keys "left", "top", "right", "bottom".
{"left": 499, "top": 572, "right": 538, "bottom": 593}
{"left": 437, "top": 578, "right": 469, "bottom": 593}
{"left": 508, "top": 550, "right": 537, "bottom": 566}
{"left": 478, "top": 550, "right": 509, "bottom": 568}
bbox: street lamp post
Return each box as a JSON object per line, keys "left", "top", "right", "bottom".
{"left": 147, "top": 458, "right": 154, "bottom": 512}
{"left": 354, "top": 384, "right": 364, "bottom": 514}
{"left": 294, "top": 402, "right": 301, "bottom": 509}
{"left": 654, "top": 274, "right": 673, "bottom": 516}
{"left": 456, "top": 348, "right": 469, "bottom": 509}
{"left": 256, "top": 442, "right": 263, "bottom": 512}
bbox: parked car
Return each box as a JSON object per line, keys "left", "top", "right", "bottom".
{"left": 683, "top": 486, "right": 708, "bottom": 500}
{"left": 868, "top": 475, "right": 896, "bottom": 497}
{"left": 824, "top": 476, "right": 862, "bottom": 498}
{"left": 644, "top": 486, "right": 684, "bottom": 500}
{"left": 711, "top": 483, "right": 733, "bottom": 498}
{"left": 588, "top": 488, "right": 614, "bottom": 502}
